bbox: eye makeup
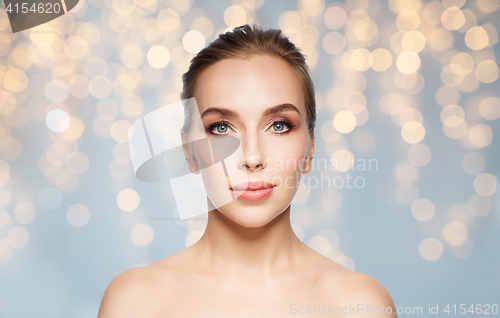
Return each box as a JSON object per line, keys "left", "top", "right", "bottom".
{"left": 205, "top": 116, "right": 297, "bottom": 137}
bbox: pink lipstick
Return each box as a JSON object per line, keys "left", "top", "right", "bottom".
{"left": 230, "top": 181, "right": 275, "bottom": 201}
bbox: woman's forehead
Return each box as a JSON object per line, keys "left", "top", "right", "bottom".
{"left": 193, "top": 55, "right": 305, "bottom": 114}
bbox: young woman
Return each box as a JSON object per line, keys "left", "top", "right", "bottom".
{"left": 98, "top": 24, "right": 397, "bottom": 317}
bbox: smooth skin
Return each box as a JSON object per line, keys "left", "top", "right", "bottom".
{"left": 97, "top": 54, "right": 397, "bottom": 318}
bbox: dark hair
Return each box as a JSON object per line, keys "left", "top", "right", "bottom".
{"left": 181, "top": 23, "right": 316, "bottom": 139}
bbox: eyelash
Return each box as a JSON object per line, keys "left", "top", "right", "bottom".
{"left": 206, "top": 119, "right": 296, "bottom": 136}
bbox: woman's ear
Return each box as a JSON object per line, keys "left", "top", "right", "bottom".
{"left": 302, "top": 140, "right": 315, "bottom": 174}
{"left": 180, "top": 129, "right": 201, "bottom": 175}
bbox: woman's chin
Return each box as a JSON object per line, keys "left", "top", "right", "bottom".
{"left": 218, "top": 203, "right": 287, "bottom": 228}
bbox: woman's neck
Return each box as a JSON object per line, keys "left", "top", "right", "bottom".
{"left": 193, "top": 205, "right": 306, "bottom": 276}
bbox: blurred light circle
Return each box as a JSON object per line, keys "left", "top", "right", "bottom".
{"left": 13, "top": 202, "right": 36, "bottom": 224}
{"left": 108, "top": 159, "right": 131, "bottom": 180}
{"left": 393, "top": 161, "right": 419, "bottom": 183}
{"left": 401, "top": 31, "right": 426, "bottom": 53}
{"left": 330, "top": 149, "right": 354, "bottom": 172}
{"left": 475, "top": 59, "right": 499, "bottom": 83}
{"left": 443, "top": 120, "right": 467, "bottom": 139}
{"left": 344, "top": 72, "right": 367, "bottom": 92}
{"left": 117, "top": 188, "right": 140, "bottom": 212}
{"left": 61, "top": 116, "right": 85, "bottom": 141}
{"left": 450, "top": 237, "right": 474, "bottom": 259}
{"left": 320, "top": 189, "right": 343, "bottom": 211}
{"left": 411, "top": 198, "right": 436, "bottom": 222}
{"left": 110, "top": 120, "right": 131, "bottom": 143}
{"left": 479, "top": 97, "right": 500, "bottom": 120}
{"left": 7, "top": 226, "right": 29, "bottom": 249}
{"left": 441, "top": 6, "right": 465, "bottom": 30}
{"left": 473, "top": 173, "right": 497, "bottom": 196}
{"left": 0, "top": 209, "right": 11, "bottom": 228}
{"left": 333, "top": 110, "right": 356, "bottom": 133}
{"left": 38, "top": 187, "right": 63, "bottom": 210}
{"left": 418, "top": 237, "right": 444, "bottom": 261}
{"left": 224, "top": 5, "right": 246, "bottom": 27}
{"left": 465, "top": 26, "right": 489, "bottom": 50}
{"left": 442, "top": 0, "right": 466, "bottom": 8}
{"left": 131, "top": 223, "right": 154, "bottom": 246}
{"left": 319, "top": 228, "right": 340, "bottom": 250}
{"left": 468, "top": 124, "right": 492, "bottom": 148}
{"left": 349, "top": 48, "right": 371, "bottom": 72}
{"left": 322, "top": 31, "right": 345, "bottom": 55}
{"left": 66, "top": 203, "right": 90, "bottom": 227}
{"left": 333, "top": 254, "right": 355, "bottom": 271}
{"left": 423, "top": 2, "right": 446, "bottom": 25}
{"left": 45, "top": 80, "right": 69, "bottom": 103}
{"left": 443, "top": 222, "right": 468, "bottom": 246}
{"left": 121, "top": 94, "right": 144, "bottom": 117}
{"left": 324, "top": 6, "right": 347, "bottom": 30}
{"left": 182, "top": 30, "right": 205, "bottom": 54}
{"left": 4, "top": 106, "right": 29, "bottom": 129}
{"left": 308, "top": 235, "right": 330, "bottom": 256}
{"left": 449, "top": 204, "right": 474, "bottom": 226}
{"left": 428, "top": 27, "right": 454, "bottom": 51}
{"left": 64, "top": 36, "right": 88, "bottom": 60}
{"left": 65, "top": 152, "right": 90, "bottom": 175}
{"left": 0, "top": 187, "right": 13, "bottom": 207}
{"left": 112, "top": 142, "right": 132, "bottom": 163}
{"left": 147, "top": 45, "right": 170, "bottom": 69}
{"left": 440, "top": 104, "right": 464, "bottom": 127}
{"left": 0, "top": 137, "right": 23, "bottom": 160}
{"left": 96, "top": 98, "right": 120, "bottom": 121}
{"left": 185, "top": 230, "right": 203, "bottom": 247}
{"left": 441, "top": 65, "right": 464, "bottom": 87}
{"left": 398, "top": 107, "right": 423, "bottom": 126}
{"left": 0, "top": 159, "right": 10, "bottom": 186}
{"left": 476, "top": 0, "right": 500, "bottom": 13}
{"left": 89, "top": 76, "right": 112, "bottom": 99}
{"left": 396, "top": 10, "right": 420, "bottom": 32}
{"left": 396, "top": 51, "right": 420, "bottom": 74}
{"left": 395, "top": 183, "right": 419, "bottom": 205}
{"left": 369, "top": 48, "right": 392, "bottom": 72}
{"left": 462, "top": 152, "right": 485, "bottom": 175}
{"left": 157, "top": 9, "right": 180, "bottom": 32}
{"left": 279, "top": 10, "right": 306, "bottom": 34}
{"left": 450, "top": 52, "right": 474, "bottom": 76}
{"left": 351, "top": 128, "right": 376, "bottom": 152}
{"left": 401, "top": 121, "right": 425, "bottom": 144}
{"left": 121, "top": 45, "right": 144, "bottom": 68}
{"left": 45, "top": 109, "right": 70, "bottom": 133}
{"left": 408, "top": 143, "right": 431, "bottom": 166}
{"left": 3, "top": 68, "right": 28, "bottom": 93}
{"left": 467, "top": 194, "right": 490, "bottom": 217}
{"left": 68, "top": 75, "right": 90, "bottom": 98}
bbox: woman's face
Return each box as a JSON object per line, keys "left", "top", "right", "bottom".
{"left": 184, "top": 54, "right": 314, "bottom": 228}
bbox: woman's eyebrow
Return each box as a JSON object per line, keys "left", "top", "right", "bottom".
{"left": 201, "top": 107, "right": 237, "bottom": 118}
{"left": 264, "top": 103, "right": 301, "bottom": 116}
{"left": 200, "top": 103, "right": 300, "bottom": 119}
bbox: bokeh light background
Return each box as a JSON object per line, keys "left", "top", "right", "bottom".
{"left": 0, "top": 0, "right": 499, "bottom": 316}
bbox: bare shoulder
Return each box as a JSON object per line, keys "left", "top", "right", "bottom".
{"left": 320, "top": 265, "right": 397, "bottom": 317}
{"left": 97, "top": 264, "right": 178, "bottom": 318}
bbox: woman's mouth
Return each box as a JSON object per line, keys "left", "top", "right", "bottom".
{"left": 230, "top": 181, "right": 275, "bottom": 201}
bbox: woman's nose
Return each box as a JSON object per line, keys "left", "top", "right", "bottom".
{"left": 239, "top": 135, "right": 265, "bottom": 171}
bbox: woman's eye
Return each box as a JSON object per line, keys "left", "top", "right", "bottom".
{"left": 271, "top": 122, "right": 288, "bottom": 132}
{"left": 213, "top": 124, "right": 230, "bottom": 134}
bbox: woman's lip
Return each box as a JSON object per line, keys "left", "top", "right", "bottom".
{"left": 230, "top": 186, "right": 275, "bottom": 201}
{"left": 230, "top": 181, "right": 274, "bottom": 191}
